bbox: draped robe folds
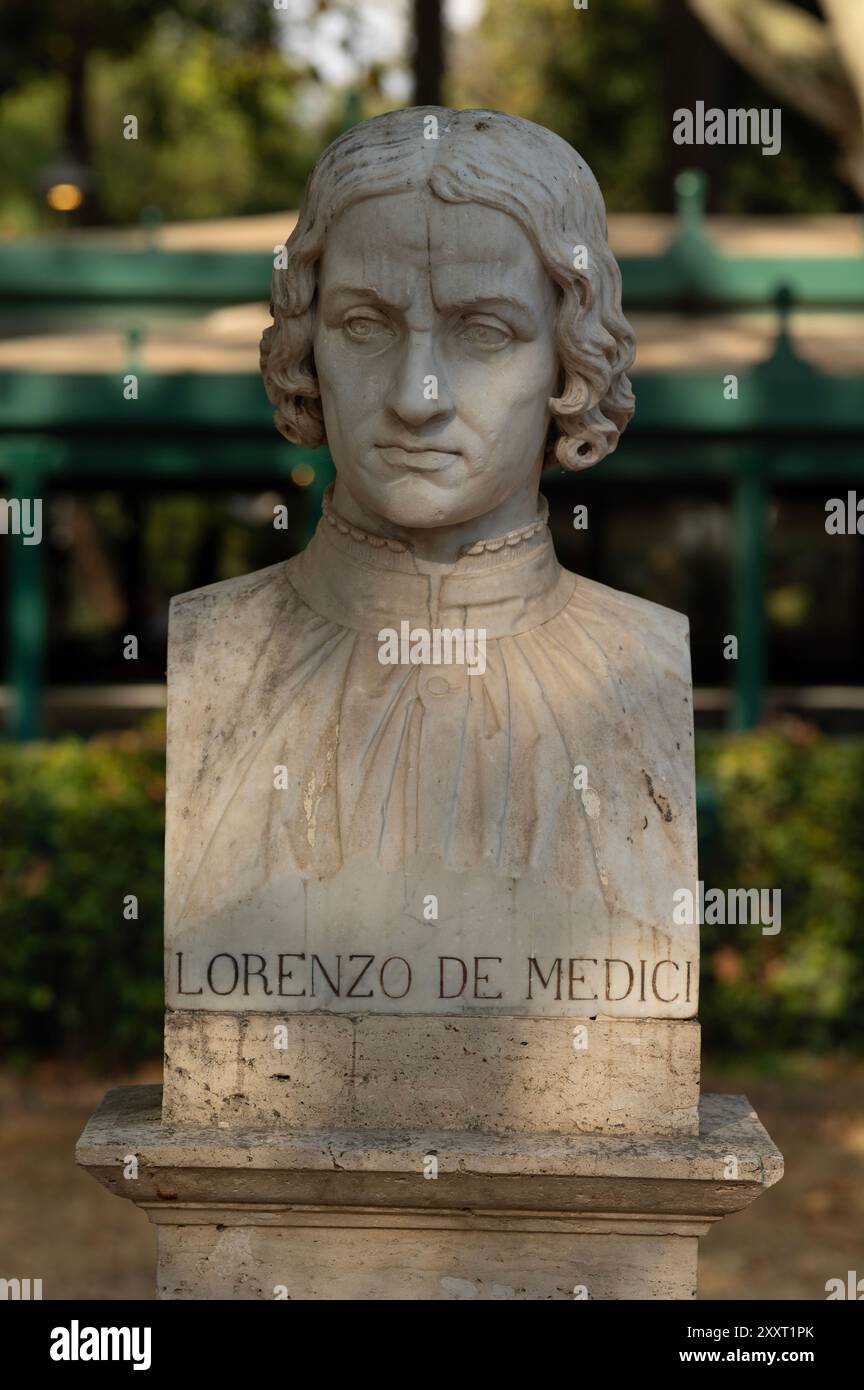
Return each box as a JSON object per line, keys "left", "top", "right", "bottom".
{"left": 164, "top": 488, "right": 699, "bottom": 1018}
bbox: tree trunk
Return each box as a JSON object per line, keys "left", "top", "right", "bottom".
{"left": 63, "top": 35, "right": 107, "bottom": 224}
{"left": 413, "top": 0, "right": 445, "bottom": 107}
{"left": 662, "top": 0, "right": 731, "bottom": 209}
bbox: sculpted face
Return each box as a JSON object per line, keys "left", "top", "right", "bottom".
{"left": 313, "top": 190, "right": 560, "bottom": 535}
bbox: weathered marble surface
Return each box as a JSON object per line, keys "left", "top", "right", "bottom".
{"left": 156, "top": 1225, "right": 698, "bottom": 1301}
{"left": 162, "top": 1013, "right": 701, "bottom": 1135}
{"left": 165, "top": 499, "right": 698, "bottom": 1021}
{"left": 77, "top": 1086, "right": 783, "bottom": 1301}
{"left": 77, "top": 1086, "right": 784, "bottom": 1191}
{"left": 164, "top": 106, "right": 698, "bottom": 1049}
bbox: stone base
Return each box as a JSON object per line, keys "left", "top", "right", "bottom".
{"left": 163, "top": 1012, "right": 701, "bottom": 1136}
{"left": 77, "top": 1086, "right": 782, "bottom": 1301}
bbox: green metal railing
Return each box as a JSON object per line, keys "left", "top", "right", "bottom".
{"left": 1, "top": 171, "right": 862, "bottom": 738}
{"left": 1, "top": 171, "right": 862, "bottom": 310}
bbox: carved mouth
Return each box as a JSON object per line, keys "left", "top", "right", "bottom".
{"left": 377, "top": 444, "right": 460, "bottom": 472}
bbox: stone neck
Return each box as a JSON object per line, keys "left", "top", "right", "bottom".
{"left": 322, "top": 483, "right": 550, "bottom": 559}
{"left": 288, "top": 485, "right": 576, "bottom": 638}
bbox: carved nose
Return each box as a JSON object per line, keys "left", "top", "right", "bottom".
{"left": 385, "top": 333, "right": 452, "bottom": 427}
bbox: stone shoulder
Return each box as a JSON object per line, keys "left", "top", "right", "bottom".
{"left": 169, "top": 559, "right": 291, "bottom": 624}
{"left": 567, "top": 571, "right": 691, "bottom": 646}
{"left": 167, "top": 559, "right": 299, "bottom": 686}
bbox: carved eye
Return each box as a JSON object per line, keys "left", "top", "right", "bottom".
{"left": 343, "top": 313, "right": 392, "bottom": 344}
{"left": 459, "top": 319, "right": 511, "bottom": 349}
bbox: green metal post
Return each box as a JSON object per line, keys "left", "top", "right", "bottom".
{"left": 674, "top": 168, "right": 707, "bottom": 238}
{"left": 339, "top": 90, "right": 362, "bottom": 133}
{"left": 730, "top": 469, "right": 765, "bottom": 730}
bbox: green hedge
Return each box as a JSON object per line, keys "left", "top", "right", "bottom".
{"left": 1, "top": 722, "right": 862, "bottom": 1064}
{"left": 696, "top": 728, "right": 864, "bottom": 1054}
{"left": 0, "top": 723, "right": 165, "bottom": 1066}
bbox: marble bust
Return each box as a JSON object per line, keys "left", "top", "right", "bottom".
{"left": 164, "top": 108, "right": 698, "bottom": 1021}
{"left": 79, "top": 108, "right": 782, "bottom": 1305}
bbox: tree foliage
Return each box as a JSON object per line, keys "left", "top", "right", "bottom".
{"left": 451, "top": 0, "right": 855, "bottom": 212}
{"left": 0, "top": 1, "right": 314, "bottom": 227}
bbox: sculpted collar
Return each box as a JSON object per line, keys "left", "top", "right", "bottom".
{"left": 287, "top": 484, "right": 577, "bottom": 638}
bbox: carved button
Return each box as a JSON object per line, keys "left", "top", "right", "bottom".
{"left": 418, "top": 668, "right": 470, "bottom": 711}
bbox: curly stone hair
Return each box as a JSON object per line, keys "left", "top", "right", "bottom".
{"left": 260, "top": 107, "right": 636, "bottom": 470}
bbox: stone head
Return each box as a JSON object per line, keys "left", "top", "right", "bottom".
{"left": 261, "top": 107, "right": 635, "bottom": 533}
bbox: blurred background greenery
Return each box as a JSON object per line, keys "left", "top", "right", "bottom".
{"left": 1, "top": 0, "right": 862, "bottom": 234}
{"left": 0, "top": 0, "right": 863, "bottom": 1300}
